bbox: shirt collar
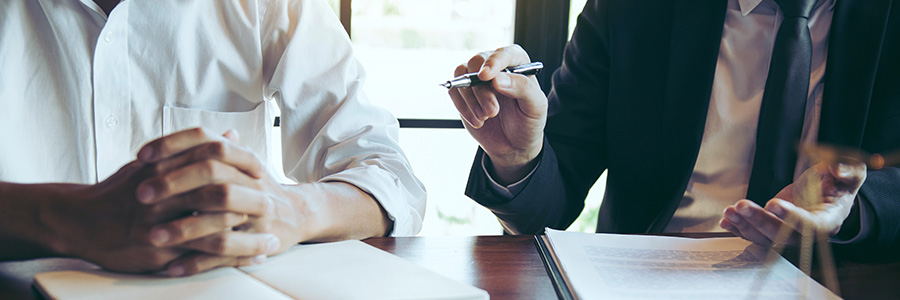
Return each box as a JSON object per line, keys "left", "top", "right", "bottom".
{"left": 738, "top": 0, "right": 765, "bottom": 16}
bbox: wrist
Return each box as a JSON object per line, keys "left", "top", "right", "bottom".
{"left": 0, "top": 182, "right": 82, "bottom": 259}
{"left": 36, "top": 184, "right": 91, "bottom": 258}
{"left": 486, "top": 144, "right": 543, "bottom": 186}
{"left": 283, "top": 181, "right": 389, "bottom": 243}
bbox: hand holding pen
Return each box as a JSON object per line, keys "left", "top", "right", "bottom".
{"left": 446, "top": 45, "right": 548, "bottom": 185}
{"left": 441, "top": 62, "right": 543, "bottom": 89}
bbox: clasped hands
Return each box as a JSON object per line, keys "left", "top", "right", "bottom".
{"left": 48, "top": 128, "right": 299, "bottom": 276}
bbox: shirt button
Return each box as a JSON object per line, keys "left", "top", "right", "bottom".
{"left": 105, "top": 116, "right": 119, "bottom": 128}
{"left": 104, "top": 33, "right": 112, "bottom": 43}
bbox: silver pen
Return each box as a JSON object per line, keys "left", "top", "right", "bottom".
{"left": 440, "top": 62, "right": 543, "bottom": 89}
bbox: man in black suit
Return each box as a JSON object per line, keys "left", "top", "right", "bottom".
{"left": 449, "top": 0, "right": 898, "bottom": 255}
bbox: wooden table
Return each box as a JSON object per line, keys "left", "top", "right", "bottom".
{"left": 363, "top": 235, "right": 557, "bottom": 300}
{"left": 1, "top": 235, "right": 898, "bottom": 299}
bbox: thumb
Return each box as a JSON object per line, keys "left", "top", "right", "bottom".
{"left": 491, "top": 73, "right": 546, "bottom": 117}
{"left": 830, "top": 161, "right": 865, "bottom": 179}
{"left": 829, "top": 161, "right": 867, "bottom": 191}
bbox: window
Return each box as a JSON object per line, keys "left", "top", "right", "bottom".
{"left": 351, "top": 0, "right": 515, "bottom": 119}
{"left": 569, "top": 0, "right": 588, "bottom": 39}
{"left": 326, "top": 0, "right": 604, "bottom": 235}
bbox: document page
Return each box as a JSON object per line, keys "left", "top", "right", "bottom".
{"left": 545, "top": 228, "right": 840, "bottom": 300}
{"left": 33, "top": 240, "right": 488, "bottom": 300}
{"left": 240, "top": 240, "right": 489, "bottom": 300}
{"left": 34, "top": 267, "right": 291, "bottom": 300}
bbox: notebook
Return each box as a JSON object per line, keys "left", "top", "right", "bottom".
{"left": 33, "top": 240, "right": 489, "bottom": 300}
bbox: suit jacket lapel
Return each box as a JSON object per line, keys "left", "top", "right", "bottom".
{"left": 819, "top": 0, "right": 893, "bottom": 147}
{"left": 649, "top": 0, "right": 728, "bottom": 232}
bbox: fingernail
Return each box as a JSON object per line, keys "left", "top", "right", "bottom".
{"left": 150, "top": 228, "right": 169, "bottom": 246}
{"left": 738, "top": 206, "right": 753, "bottom": 217}
{"left": 252, "top": 254, "right": 267, "bottom": 265}
{"left": 226, "top": 129, "right": 240, "bottom": 141}
{"left": 719, "top": 218, "right": 732, "bottom": 230}
{"left": 168, "top": 264, "right": 185, "bottom": 277}
{"left": 769, "top": 204, "right": 785, "bottom": 217}
{"left": 724, "top": 211, "right": 739, "bottom": 223}
{"left": 495, "top": 73, "right": 511, "bottom": 88}
{"left": 138, "top": 147, "right": 155, "bottom": 162}
{"left": 137, "top": 185, "right": 156, "bottom": 203}
{"left": 266, "top": 236, "right": 280, "bottom": 254}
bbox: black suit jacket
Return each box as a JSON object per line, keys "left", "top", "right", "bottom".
{"left": 466, "top": 0, "right": 900, "bottom": 256}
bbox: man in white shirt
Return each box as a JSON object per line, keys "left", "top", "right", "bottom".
{"left": 451, "top": 0, "right": 900, "bottom": 256}
{"left": 0, "top": 0, "right": 426, "bottom": 276}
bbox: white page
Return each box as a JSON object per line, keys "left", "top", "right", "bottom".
{"left": 34, "top": 266, "right": 291, "bottom": 300}
{"left": 33, "top": 240, "right": 487, "bottom": 300}
{"left": 545, "top": 228, "right": 841, "bottom": 300}
{"left": 240, "top": 240, "right": 489, "bottom": 300}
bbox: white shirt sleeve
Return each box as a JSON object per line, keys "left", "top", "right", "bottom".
{"left": 482, "top": 153, "right": 540, "bottom": 199}
{"left": 259, "top": 0, "right": 426, "bottom": 236}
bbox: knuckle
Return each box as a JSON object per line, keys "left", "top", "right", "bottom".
{"left": 166, "top": 224, "right": 187, "bottom": 242}
{"left": 257, "top": 198, "right": 271, "bottom": 217}
{"left": 153, "top": 162, "right": 168, "bottom": 175}
{"left": 746, "top": 212, "right": 763, "bottom": 224}
{"left": 222, "top": 213, "right": 240, "bottom": 226}
{"left": 207, "top": 140, "right": 227, "bottom": 158}
{"left": 246, "top": 152, "right": 264, "bottom": 172}
{"left": 256, "top": 220, "right": 273, "bottom": 232}
{"left": 209, "top": 235, "right": 228, "bottom": 253}
{"left": 190, "top": 127, "right": 209, "bottom": 139}
{"left": 201, "top": 159, "right": 220, "bottom": 179}
{"left": 182, "top": 259, "right": 202, "bottom": 276}
{"left": 157, "top": 140, "right": 174, "bottom": 158}
{"left": 147, "top": 202, "right": 167, "bottom": 218}
{"left": 154, "top": 176, "right": 175, "bottom": 196}
{"left": 732, "top": 218, "right": 750, "bottom": 230}
{"left": 207, "top": 184, "right": 231, "bottom": 207}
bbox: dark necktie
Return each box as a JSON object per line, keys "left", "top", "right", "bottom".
{"left": 746, "top": 0, "right": 817, "bottom": 202}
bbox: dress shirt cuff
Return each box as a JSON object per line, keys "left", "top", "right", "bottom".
{"left": 829, "top": 195, "right": 871, "bottom": 244}
{"left": 319, "top": 165, "right": 424, "bottom": 237}
{"left": 482, "top": 154, "right": 541, "bottom": 199}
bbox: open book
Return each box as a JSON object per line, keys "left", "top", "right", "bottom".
{"left": 535, "top": 228, "right": 840, "bottom": 300}
{"left": 34, "top": 240, "right": 489, "bottom": 300}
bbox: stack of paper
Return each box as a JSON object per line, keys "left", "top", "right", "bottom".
{"left": 34, "top": 240, "right": 489, "bottom": 300}
{"left": 539, "top": 228, "right": 840, "bottom": 300}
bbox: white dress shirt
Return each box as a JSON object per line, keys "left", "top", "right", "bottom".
{"left": 0, "top": 0, "right": 426, "bottom": 235}
{"left": 666, "top": 0, "right": 833, "bottom": 232}
{"left": 488, "top": 0, "right": 834, "bottom": 233}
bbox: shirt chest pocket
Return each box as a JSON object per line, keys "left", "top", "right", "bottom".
{"left": 162, "top": 102, "right": 274, "bottom": 164}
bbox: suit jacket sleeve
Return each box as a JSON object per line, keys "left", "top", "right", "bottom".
{"left": 464, "top": 0, "right": 611, "bottom": 234}
{"left": 835, "top": 2, "right": 900, "bottom": 259}
{"left": 851, "top": 168, "right": 900, "bottom": 257}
